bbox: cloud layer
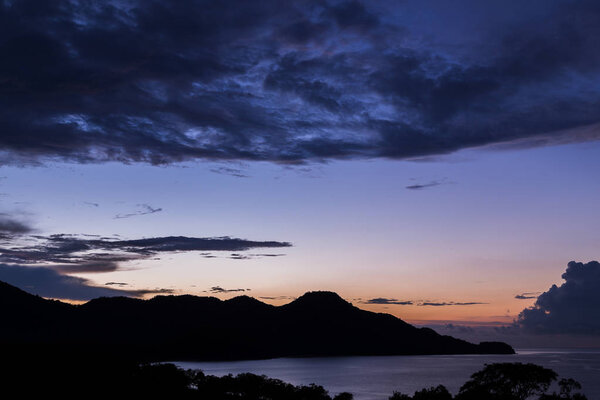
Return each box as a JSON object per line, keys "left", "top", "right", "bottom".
{"left": 0, "top": 234, "right": 291, "bottom": 270}
{"left": 519, "top": 261, "right": 600, "bottom": 334}
{"left": 0, "top": 229, "right": 290, "bottom": 300}
{"left": 1, "top": 0, "right": 600, "bottom": 165}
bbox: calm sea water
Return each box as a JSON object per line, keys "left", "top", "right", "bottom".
{"left": 175, "top": 349, "right": 600, "bottom": 400}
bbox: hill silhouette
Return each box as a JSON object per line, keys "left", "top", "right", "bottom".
{"left": 0, "top": 282, "right": 514, "bottom": 361}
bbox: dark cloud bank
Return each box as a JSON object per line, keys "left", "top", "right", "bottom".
{"left": 422, "top": 261, "right": 600, "bottom": 346}
{"left": 518, "top": 261, "right": 600, "bottom": 335}
{"left": 1, "top": 0, "right": 600, "bottom": 165}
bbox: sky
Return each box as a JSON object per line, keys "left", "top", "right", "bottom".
{"left": 1, "top": 0, "right": 600, "bottom": 345}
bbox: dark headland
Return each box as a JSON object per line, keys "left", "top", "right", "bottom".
{"left": 0, "top": 280, "right": 514, "bottom": 361}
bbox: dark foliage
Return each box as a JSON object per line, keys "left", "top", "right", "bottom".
{"left": 539, "top": 378, "right": 589, "bottom": 400}
{"left": 390, "top": 363, "right": 587, "bottom": 400}
{"left": 389, "top": 385, "right": 452, "bottom": 400}
{"left": 455, "top": 363, "right": 556, "bottom": 400}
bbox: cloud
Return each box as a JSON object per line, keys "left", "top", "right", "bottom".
{"left": 362, "top": 298, "right": 413, "bottom": 305}
{"left": 419, "top": 302, "right": 487, "bottom": 306}
{"left": 518, "top": 261, "right": 600, "bottom": 334}
{"left": 227, "top": 252, "right": 285, "bottom": 260}
{"left": 114, "top": 204, "right": 163, "bottom": 219}
{"left": 51, "top": 261, "right": 121, "bottom": 274}
{"left": 133, "top": 288, "right": 175, "bottom": 295}
{"left": 259, "top": 295, "right": 296, "bottom": 301}
{"left": 362, "top": 297, "right": 486, "bottom": 306}
{"left": 0, "top": 215, "right": 32, "bottom": 237}
{"left": 405, "top": 179, "right": 448, "bottom": 190}
{"left": 209, "top": 167, "right": 249, "bottom": 178}
{"left": 0, "top": 233, "right": 292, "bottom": 276}
{"left": 0, "top": 1, "right": 599, "bottom": 165}
{"left": 515, "top": 292, "right": 540, "bottom": 300}
{"left": 208, "top": 286, "right": 249, "bottom": 293}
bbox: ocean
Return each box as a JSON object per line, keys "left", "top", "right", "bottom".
{"left": 176, "top": 349, "right": 600, "bottom": 399}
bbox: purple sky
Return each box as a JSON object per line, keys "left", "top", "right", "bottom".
{"left": 1, "top": 0, "right": 600, "bottom": 345}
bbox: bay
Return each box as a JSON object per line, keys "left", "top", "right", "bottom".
{"left": 176, "top": 349, "right": 600, "bottom": 400}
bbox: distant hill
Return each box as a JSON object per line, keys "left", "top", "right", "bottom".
{"left": 0, "top": 281, "right": 514, "bottom": 361}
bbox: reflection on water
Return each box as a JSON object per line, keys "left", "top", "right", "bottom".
{"left": 176, "top": 349, "right": 600, "bottom": 400}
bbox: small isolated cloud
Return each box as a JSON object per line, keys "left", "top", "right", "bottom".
{"left": 208, "top": 286, "right": 249, "bottom": 294}
{"left": 518, "top": 261, "right": 600, "bottom": 334}
{"left": 259, "top": 295, "right": 296, "bottom": 301}
{"left": 229, "top": 253, "right": 251, "bottom": 260}
{"left": 105, "top": 282, "right": 128, "bottom": 287}
{"left": 362, "top": 297, "right": 486, "bottom": 306}
{"left": 209, "top": 167, "right": 249, "bottom": 178}
{"left": 405, "top": 179, "right": 449, "bottom": 190}
{"left": 418, "top": 301, "right": 487, "bottom": 306}
{"left": 134, "top": 288, "right": 175, "bottom": 295}
{"left": 114, "top": 204, "right": 163, "bottom": 219}
{"left": 228, "top": 253, "right": 286, "bottom": 260}
{"left": 362, "top": 297, "right": 413, "bottom": 305}
{"left": 515, "top": 292, "right": 540, "bottom": 300}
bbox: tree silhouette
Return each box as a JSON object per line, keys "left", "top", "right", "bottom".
{"left": 389, "top": 384, "right": 452, "bottom": 399}
{"left": 539, "top": 378, "right": 588, "bottom": 400}
{"left": 456, "top": 363, "right": 558, "bottom": 400}
{"left": 413, "top": 385, "right": 452, "bottom": 400}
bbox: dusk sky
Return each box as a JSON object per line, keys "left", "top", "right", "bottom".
{"left": 1, "top": 0, "right": 600, "bottom": 344}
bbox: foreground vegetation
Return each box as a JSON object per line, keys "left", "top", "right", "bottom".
{"left": 142, "top": 362, "right": 587, "bottom": 400}
{"left": 389, "top": 363, "right": 587, "bottom": 400}
{"left": 0, "top": 355, "right": 587, "bottom": 399}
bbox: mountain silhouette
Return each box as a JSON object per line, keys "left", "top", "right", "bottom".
{"left": 0, "top": 282, "right": 514, "bottom": 361}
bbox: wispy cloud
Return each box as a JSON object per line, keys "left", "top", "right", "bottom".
{"left": 405, "top": 178, "right": 450, "bottom": 190}
{"left": 362, "top": 297, "right": 487, "bottom": 306}
{"left": 419, "top": 301, "right": 487, "bottom": 306}
{"left": 515, "top": 292, "right": 540, "bottom": 300}
{"left": 362, "top": 298, "right": 413, "bottom": 305}
{"left": 114, "top": 204, "right": 163, "bottom": 219}
{"left": 209, "top": 166, "right": 249, "bottom": 178}
{"left": 207, "top": 286, "right": 250, "bottom": 294}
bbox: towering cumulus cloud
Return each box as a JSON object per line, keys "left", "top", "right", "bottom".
{"left": 519, "top": 261, "right": 600, "bottom": 334}
{"left": 1, "top": 0, "right": 600, "bottom": 164}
